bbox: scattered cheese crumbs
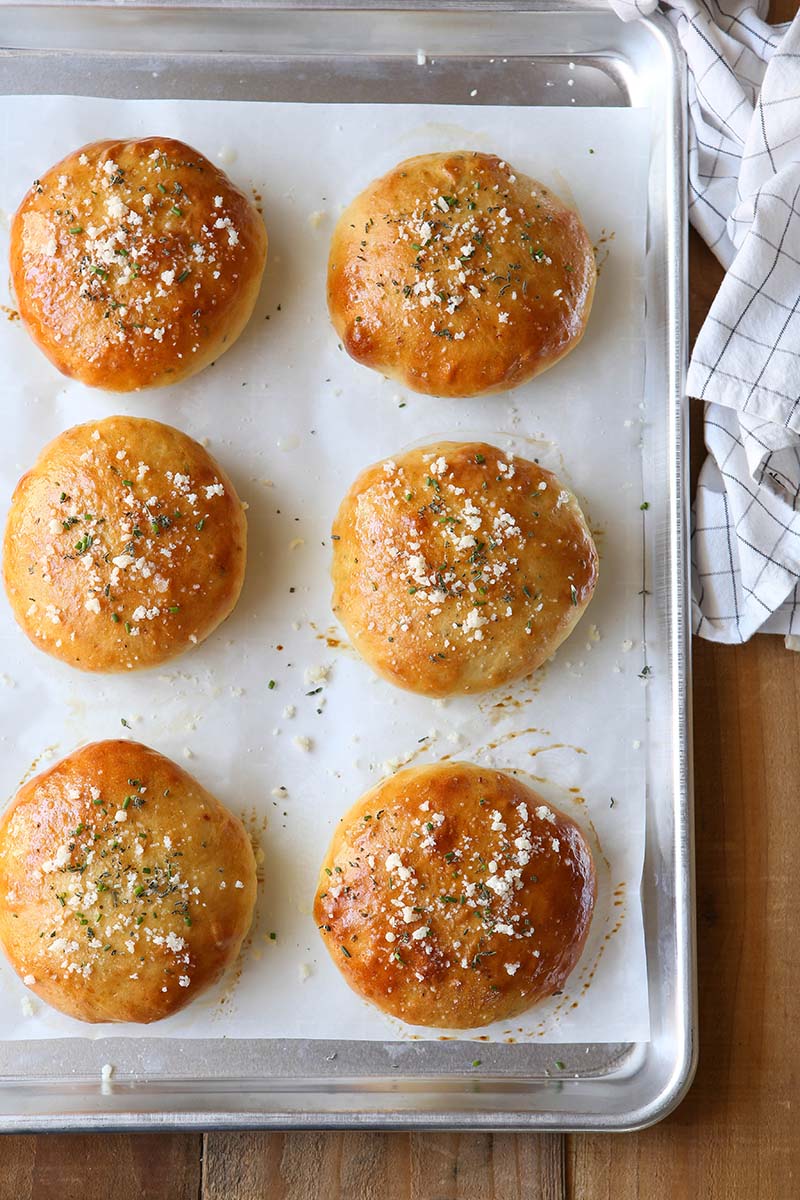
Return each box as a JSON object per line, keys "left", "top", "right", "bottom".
{"left": 21, "top": 996, "right": 36, "bottom": 1017}
{"left": 416, "top": 49, "right": 427, "bottom": 65}
{"left": 23, "top": 974, "right": 35, "bottom": 986}
{"left": 100, "top": 1063, "right": 114, "bottom": 1087}
{"left": 293, "top": 736, "right": 312, "bottom": 752}
{"left": 504, "top": 962, "right": 521, "bottom": 976}
{"left": 114, "top": 810, "right": 127, "bottom": 823}
{"left": 298, "top": 962, "right": 312, "bottom": 982}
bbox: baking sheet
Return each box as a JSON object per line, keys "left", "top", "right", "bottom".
{"left": 0, "top": 95, "right": 651, "bottom": 1044}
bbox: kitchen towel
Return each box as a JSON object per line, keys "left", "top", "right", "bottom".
{"left": 611, "top": 0, "right": 800, "bottom": 644}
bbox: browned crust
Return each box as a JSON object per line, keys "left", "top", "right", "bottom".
{"left": 3, "top": 416, "right": 247, "bottom": 672}
{"left": 10, "top": 137, "right": 267, "bottom": 391}
{"left": 327, "top": 151, "right": 596, "bottom": 397}
{"left": 331, "top": 441, "right": 598, "bottom": 697}
{"left": 0, "top": 740, "right": 257, "bottom": 1023}
{"left": 314, "top": 763, "right": 596, "bottom": 1029}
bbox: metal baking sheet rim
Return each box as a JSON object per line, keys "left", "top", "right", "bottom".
{"left": 0, "top": 2, "right": 695, "bottom": 1132}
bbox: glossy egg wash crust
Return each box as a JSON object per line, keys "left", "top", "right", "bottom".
{"left": 327, "top": 150, "right": 596, "bottom": 397}
{"left": 314, "top": 763, "right": 596, "bottom": 1029}
{"left": 2, "top": 416, "right": 247, "bottom": 672}
{"left": 331, "top": 441, "right": 598, "bottom": 697}
{"left": 10, "top": 136, "right": 267, "bottom": 391}
{"left": 0, "top": 741, "right": 257, "bottom": 1024}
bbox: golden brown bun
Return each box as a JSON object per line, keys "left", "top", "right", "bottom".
{"left": 0, "top": 741, "right": 257, "bottom": 1024}
{"left": 314, "top": 763, "right": 595, "bottom": 1029}
{"left": 10, "top": 136, "right": 267, "bottom": 391}
{"left": 3, "top": 416, "right": 247, "bottom": 672}
{"left": 331, "top": 441, "right": 597, "bottom": 697}
{"left": 327, "top": 150, "right": 595, "bottom": 397}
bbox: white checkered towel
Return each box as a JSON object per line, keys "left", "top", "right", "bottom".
{"left": 611, "top": 0, "right": 800, "bottom": 644}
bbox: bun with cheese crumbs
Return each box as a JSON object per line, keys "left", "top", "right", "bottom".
{"left": 331, "top": 440, "right": 597, "bottom": 697}
{"left": 327, "top": 150, "right": 595, "bottom": 397}
{"left": 314, "top": 762, "right": 596, "bottom": 1029}
{"left": 0, "top": 740, "right": 257, "bottom": 1024}
{"left": 3, "top": 415, "right": 247, "bottom": 671}
{"left": 10, "top": 136, "right": 267, "bottom": 390}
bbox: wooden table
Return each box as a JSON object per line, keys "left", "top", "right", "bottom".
{"left": 3, "top": 4, "right": 799, "bottom": 1195}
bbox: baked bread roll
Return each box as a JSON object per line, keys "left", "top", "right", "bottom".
{"left": 10, "top": 136, "right": 267, "bottom": 390}
{"left": 0, "top": 740, "right": 257, "bottom": 1024}
{"left": 331, "top": 441, "right": 597, "bottom": 697}
{"left": 327, "top": 150, "right": 595, "bottom": 397}
{"left": 3, "top": 415, "right": 246, "bottom": 672}
{"left": 314, "top": 763, "right": 595, "bottom": 1029}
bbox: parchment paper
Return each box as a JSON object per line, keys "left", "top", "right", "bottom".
{"left": 0, "top": 97, "right": 652, "bottom": 1043}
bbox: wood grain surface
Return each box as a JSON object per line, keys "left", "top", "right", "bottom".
{"left": 2, "top": 3, "right": 799, "bottom": 1196}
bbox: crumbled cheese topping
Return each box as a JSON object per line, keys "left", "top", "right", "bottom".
{"left": 22, "top": 140, "right": 246, "bottom": 367}
{"left": 14, "top": 418, "right": 233, "bottom": 667}
{"left": 17, "top": 770, "right": 203, "bottom": 997}
{"left": 317, "top": 780, "right": 575, "bottom": 993}
{"left": 343, "top": 154, "right": 576, "bottom": 374}
{"left": 336, "top": 443, "right": 590, "bottom": 671}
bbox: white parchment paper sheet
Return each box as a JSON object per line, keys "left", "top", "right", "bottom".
{"left": 0, "top": 97, "right": 651, "bottom": 1044}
